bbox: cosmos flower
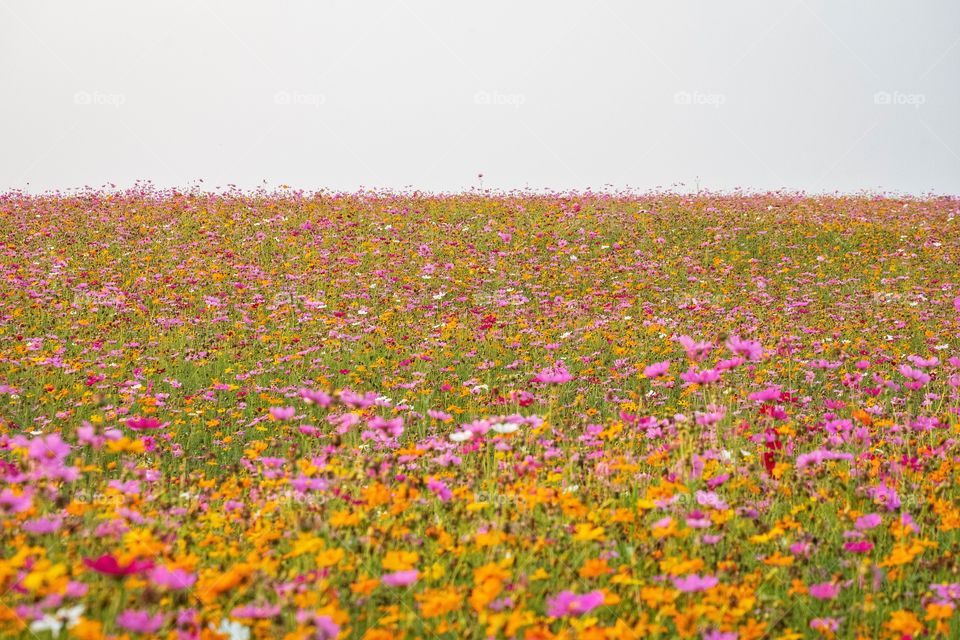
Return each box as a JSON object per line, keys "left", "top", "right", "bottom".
{"left": 672, "top": 574, "right": 719, "bottom": 592}
{"left": 726, "top": 335, "right": 763, "bottom": 360}
{"left": 150, "top": 566, "right": 197, "bottom": 590}
{"left": 83, "top": 554, "right": 154, "bottom": 577}
{"left": 532, "top": 363, "right": 574, "bottom": 384}
{"left": 381, "top": 570, "right": 419, "bottom": 587}
{"left": 809, "top": 582, "right": 840, "bottom": 600}
{"left": 643, "top": 360, "right": 671, "bottom": 378}
{"left": 116, "top": 610, "right": 165, "bottom": 633}
{"left": 546, "top": 590, "right": 604, "bottom": 617}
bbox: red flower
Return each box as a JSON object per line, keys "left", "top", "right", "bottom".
{"left": 762, "top": 428, "right": 782, "bottom": 474}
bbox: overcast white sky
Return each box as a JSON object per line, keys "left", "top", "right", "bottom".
{"left": 2, "top": 1, "right": 958, "bottom": 195}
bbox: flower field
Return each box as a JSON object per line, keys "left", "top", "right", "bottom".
{"left": 1, "top": 190, "right": 959, "bottom": 639}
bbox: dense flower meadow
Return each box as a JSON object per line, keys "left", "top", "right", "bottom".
{"left": 1, "top": 190, "right": 959, "bottom": 639}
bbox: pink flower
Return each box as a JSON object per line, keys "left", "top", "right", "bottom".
{"left": 231, "top": 603, "right": 282, "bottom": 619}
{"left": 381, "top": 570, "right": 418, "bottom": 587}
{"left": 150, "top": 565, "right": 197, "bottom": 590}
{"left": 0, "top": 489, "right": 31, "bottom": 514}
{"left": 898, "top": 364, "right": 930, "bottom": 384}
{"left": 679, "top": 366, "right": 721, "bottom": 386}
{"left": 808, "top": 582, "right": 840, "bottom": 600}
{"left": 299, "top": 388, "right": 332, "bottom": 407}
{"left": 22, "top": 516, "right": 62, "bottom": 534}
{"left": 426, "top": 477, "right": 452, "bottom": 501}
{"left": 810, "top": 618, "right": 841, "bottom": 634}
{"left": 546, "top": 590, "right": 604, "bottom": 617}
{"left": 676, "top": 335, "right": 713, "bottom": 361}
{"left": 672, "top": 574, "right": 719, "bottom": 592}
{"left": 116, "top": 610, "right": 165, "bottom": 633}
{"left": 643, "top": 361, "right": 671, "bottom": 378}
{"left": 269, "top": 406, "right": 296, "bottom": 420}
{"left": 748, "top": 385, "right": 781, "bottom": 403}
{"left": 27, "top": 433, "right": 72, "bottom": 463}
{"left": 726, "top": 335, "right": 763, "bottom": 360}
{"left": 532, "top": 363, "right": 573, "bottom": 384}
{"left": 795, "top": 449, "right": 854, "bottom": 468}
{"left": 367, "top": 416, "right": 404, "bottom": 439}
{"left": 125, "top": 416, "right": 165, "bottom": 431}
{"left": 855, "top": 513, "right": 882, "bottom": 530}
{"left": 844, "top": 540, "right": 874, "bottom": 553}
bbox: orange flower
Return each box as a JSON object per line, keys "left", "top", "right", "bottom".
{"left": 579, "top": 558, "right": 613, "bottom": 578}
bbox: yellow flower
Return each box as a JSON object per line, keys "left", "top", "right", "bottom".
{"left": 573, "top": 523, "right": 606, "bottom": 542}
{"left": 416, "top": 588, "right": 462, "bottom": 618}
{"left": 580, "top": 558, "right": 614, "bottom": 578}
{"left": 315, "top": 547, "right": 344, "bottom": 568}
{"left": 285, "top": 533, "right": 325, "bottom": 559}
{"left": 382, "top": 550, "right": 419, "bottom": 572}
{"left": 330, "top": 509, "right": 362, "bottom": 527}
{"left": 350, "top": 576, "right": 380, "bottom": 596}
{"left": 925, "top": 602, "right": 954, "bottom": 620}
{"left": 884, "top": 610, "right": 923, "bottom": 638}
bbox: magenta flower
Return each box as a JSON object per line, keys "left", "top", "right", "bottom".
{"left": 672, "top": 574, "right": 719, "bottom": 592}
{"left": 83, "top": 554, "right": 154, "bottom": 577}
{"left": 116, "top": 610, "right": 165, "bottom": 633}
{"left": 381, "top": 570, "right": 418, "bottom": 587}
{"left": 546, "top": 590, "right": 604, "bottom": 617}
{"left": 643, "top": 360, "right": 671, "bottom": 378}
{"left": 843, "top": 540, "right": 874, "bottom": 553}
{"left": 808, "top": 582, "right": 840, "bottom": 600}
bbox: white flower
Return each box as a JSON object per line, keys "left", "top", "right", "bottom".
{"left": 491, "top": 422, "right": 518, "bottom": 434}
{"left": 30, "top": 617, "right": 63, "bottom": 638}
{"left": 449, "top": 430, "right": 473, "bottom": 442}
{"left": 214, "top": 619, "right": 251, "bottom": 640}
{"left": 28, "top": 607, "right": 85, "bottom": 637}
{"left": 58, "top": 605, "right": 85, "bottom": 627}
